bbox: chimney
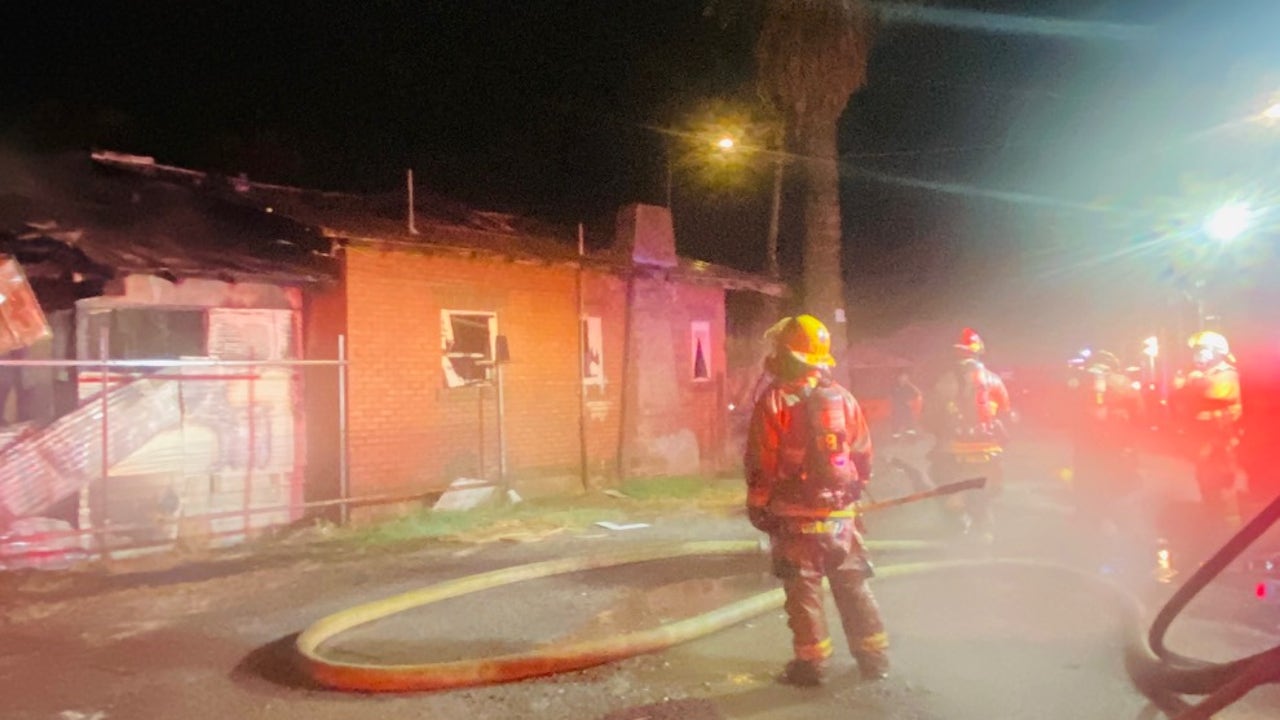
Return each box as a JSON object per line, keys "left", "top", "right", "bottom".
{"left": 614, "top": 203, "right": 677, "bottom": 267}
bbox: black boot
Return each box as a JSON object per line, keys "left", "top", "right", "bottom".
{"left": 779, "top": 659, "right": 824, "bottom": 687}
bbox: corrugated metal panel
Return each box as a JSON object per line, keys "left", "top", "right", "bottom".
{"left": 0, "top": 378, "right": 181, "bottom": 521}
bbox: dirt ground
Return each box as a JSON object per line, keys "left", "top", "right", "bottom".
{"left": 2, "top": 433, "right": 1278, "bottom": 720}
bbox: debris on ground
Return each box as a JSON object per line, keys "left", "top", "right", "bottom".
{"left": 433, "top": 478, "right": 499, "bottom": 511}
{"left": 0, "top": 517, "right": 88, "bottom": 571}
{"left": 595, "top": 521, "right": 650, "bottom": 532}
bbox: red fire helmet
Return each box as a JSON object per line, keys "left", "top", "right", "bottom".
{"left": 955, "top": 327, "right": 985, "bottom": 356}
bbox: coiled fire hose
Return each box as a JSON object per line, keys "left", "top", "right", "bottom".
{"left": 295, "top": 480, "right": 1280, "bottom": 719}
{"left": 1124, "top": 490, "right": 1280, "bottom": 719}
{"left": 294, "top": 479, "right": 984, "bottom": 691}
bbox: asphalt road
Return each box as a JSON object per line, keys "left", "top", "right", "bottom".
{"left": 2, "top": 434, "right": 1278, "bottom": 720}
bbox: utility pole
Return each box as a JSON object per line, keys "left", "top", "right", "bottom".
{"left": 665, "top": 149, "right": 674, "bottom": 208}
{"left": 765, "top": 156, "right": 783, "bottom": 279}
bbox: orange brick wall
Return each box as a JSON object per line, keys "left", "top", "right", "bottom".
{"left": 580, "top": 271, "right": 627, "bottom": 478}
{"left": 336, "top": 242, "right": 729, "bottom": 497}
{"left": 620, "top": 278, "right": 728, "bottom": 476}
{"left": 671, "top": 282, "right": 729, "bottom": 472}
{"left": 302, "top": 273, "right": 348, "bottom": 510}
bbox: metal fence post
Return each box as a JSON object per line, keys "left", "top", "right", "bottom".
{"left": 97, "top": 328, "right": 112, "bottom": 563}
{"left": 243, "top": 354, "right": 256, "bottom": 540}
{"left": 0, "top": 354, "right": 358, "bottom": 559}
{"left": 337, "top": 334, "right": 349, "bottom": 525}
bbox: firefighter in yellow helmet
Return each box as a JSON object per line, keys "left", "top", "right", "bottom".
{"left": 1179, "top": 331, "right": 1243, "bottom": 518}
{"left": 744, "top": 315, "right": 889, "bottom": 686}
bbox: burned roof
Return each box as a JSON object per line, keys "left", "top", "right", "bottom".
{"left": 2, "top": 150, "right": 783, "bottom": 296}
{"left": 89, "top": 151, "right": 784, "bottom": 296}
{"left": 0, "top": 150, "right": 336, "bottom": 286}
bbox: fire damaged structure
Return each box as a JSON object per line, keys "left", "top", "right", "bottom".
{"left": 0, "top": 150, "right": 781, "bottom": 561}
{"left": 0, "top": 150, "right": 334, "bottom": 564}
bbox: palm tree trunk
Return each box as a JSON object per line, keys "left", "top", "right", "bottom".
{"left": 794, "top": 116, "right": 846, "bottom": 352}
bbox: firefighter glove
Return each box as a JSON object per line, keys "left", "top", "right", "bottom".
{"left": 748, "top": 506, "right": 778, "bottom": 533}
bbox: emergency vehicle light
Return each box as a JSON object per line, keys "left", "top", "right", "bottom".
{"left": 1257, "top": 579, "right": 1280, "bottom": 603}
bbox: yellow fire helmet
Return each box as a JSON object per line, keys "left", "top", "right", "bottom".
{"left": 774, "top": 314, "right": 836, "bottom": 369}
{"left": 1188, "top": 330, "right": 1230, "bottom": 357}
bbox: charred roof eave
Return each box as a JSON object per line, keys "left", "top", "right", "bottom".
{"left": 86, "top": 150, "right": 784, "bottom": 296}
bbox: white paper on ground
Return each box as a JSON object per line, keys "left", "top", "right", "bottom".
{"left": 593, "top": 521, "right": 650, "bottom": 531}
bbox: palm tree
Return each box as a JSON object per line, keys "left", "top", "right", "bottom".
{"left": 755, "top": 0, "right": 874, "bottom": 351}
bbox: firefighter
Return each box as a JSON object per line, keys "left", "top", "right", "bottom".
{"left": 923, "top": 327, "right": 1012, "bottom": 542}
{"left": 744, "top": 314, "right": 889, "bottom": 686}
{"left": 1066, "top": 350, "right": 1142, "bottom": 532}
{"left": 890, "top": 371, "right": 923, "bottom": 440}
{"left": 1179, "top": 331, "right": 1243, "bottom": 519}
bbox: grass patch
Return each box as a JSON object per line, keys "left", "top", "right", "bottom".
{"left": 619, "top": 475, "right": 711, "bottom": 500}
{"left": 342, "top": 475, "right": 746, "bottom": 547}
{"left": 348, "top": 497, "right": 630, "bottom": 546}
{"left": 618, "top": 475, "right": 744, "bottom": 511}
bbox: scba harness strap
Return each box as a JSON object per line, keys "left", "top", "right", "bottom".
{"left": 802, "top": 380, "right": 857, "bottom": 491}
{"left": 770, "top": 379, "right": 862, "bottom": 517}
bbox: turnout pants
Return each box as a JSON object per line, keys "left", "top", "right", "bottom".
{"left": 929, "top": 443, "right": 1003, "bottom": 536}
{"left": 770, "top": 518, "right": 889, "bottom": 672}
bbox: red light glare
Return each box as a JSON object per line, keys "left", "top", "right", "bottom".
{"left": 1258, "top": 582, "right": 1268, "bottom": 599}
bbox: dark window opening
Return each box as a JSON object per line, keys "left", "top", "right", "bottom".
{"left": 442, "top": 311, "right": 495, "bottom": 387}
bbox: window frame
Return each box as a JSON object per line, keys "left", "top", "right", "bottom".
{"left": 581, "top": 315, "right": 604, "bottom": 386}
{"left": 440, "top": 309, "right": 498, "bottom": 388}
{"left": 690, "top": 320, "right": 712, "bottom": 382}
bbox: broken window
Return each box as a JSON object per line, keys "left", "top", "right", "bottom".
{"left": 691, "top": 320, "right": 711, "bottom": 381}
{"left": 441, "top": 310, "right": 496, "bottom": 387}
{"left": 582, "top": 315, "right": 603, "bottom": 385}
{"left": 85, "top": 308, "right": 207, "bottom": 360}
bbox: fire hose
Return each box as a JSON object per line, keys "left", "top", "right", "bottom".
{"left": 1123, "top": 489, "right": 1280, "bottom": 719}
{"left": 295, "top": 480, "right": 1280, "bottom": 717}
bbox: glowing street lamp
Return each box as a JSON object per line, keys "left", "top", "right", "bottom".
{"left": 670, "top": 105, "right": 784, "bottom": 278}
{"left": 1204, "top": 202, "right": 1251, "bottom": 243}
{"left": 707, "top": 128, "right": 780, "bottom": 277}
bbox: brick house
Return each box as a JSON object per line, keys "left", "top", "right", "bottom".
{"left": 1, "top": 151, "right": 781, "bottom": 547}
{"left": 273, "top": 190, "right": 784, "bottom": 506}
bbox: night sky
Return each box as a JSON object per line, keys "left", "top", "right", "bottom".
{"left": 4, "top": 1, "right": 1279, "bottom": 357}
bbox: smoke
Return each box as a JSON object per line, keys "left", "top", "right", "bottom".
{"left": 873, "top": 2, "right": 1154, "bottom": 43}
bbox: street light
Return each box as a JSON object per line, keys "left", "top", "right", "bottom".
{"left": 711, "top": 129, "right": 780, "bottom": 278}
{"left": 1204, "top": 202, "right": 1251, "bottom": 243}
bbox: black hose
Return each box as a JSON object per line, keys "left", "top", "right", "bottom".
{"left": 1123, "top": 491, "right": 1280, "bottom": 717}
